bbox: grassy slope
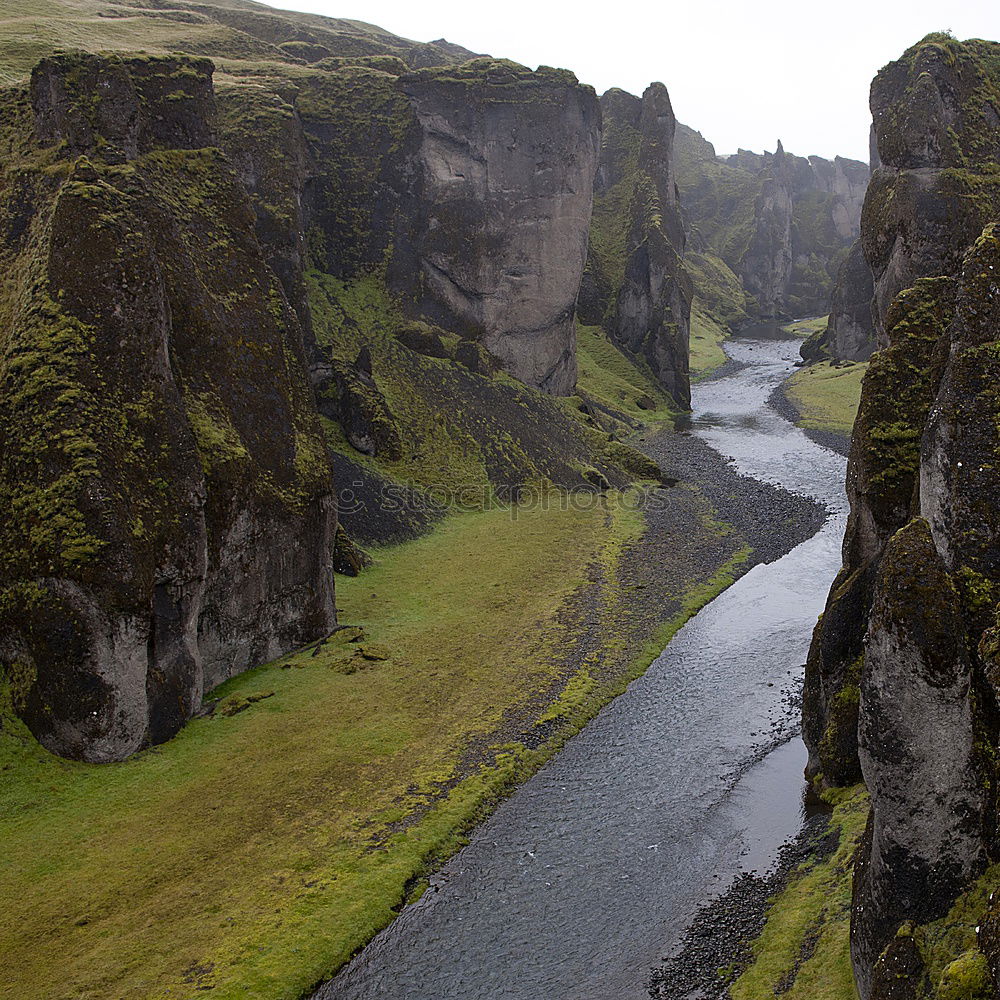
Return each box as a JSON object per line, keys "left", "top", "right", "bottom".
{"left": 689, "top": 305, "right": 730, "bottom": 379}
{"left": 0, "top": 504, "right": 608, "bottom": 999}
{"left": 1, "top": 495, "right": 747, "bottom": 1000}
{"left": 732, "top": 786, "right": 869, "bottom": 1000}
{"left": 0, "top": 0, "right": 415, "bottom": 86}
{"left": 783, "top": 315, "right": 829, "bottom": 339}
{"left": 786, "top": 361, "right": 868, "bottom": 437}
{"left": 575, "top": 324, "right": 677, "bottom": 422}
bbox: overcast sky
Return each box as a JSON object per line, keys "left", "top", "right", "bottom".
{"left": 265, "top": 0, "right": 999, "bottom": 162}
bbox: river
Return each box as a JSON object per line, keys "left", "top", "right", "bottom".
{"left": 315, "top": 335, "right": 849, "bottom": 1000}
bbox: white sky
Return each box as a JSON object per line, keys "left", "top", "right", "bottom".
{"left": 262, "top": 0, "right": 1000, "bottom": 162}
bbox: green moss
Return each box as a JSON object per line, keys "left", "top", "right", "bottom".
{"left": 185, "top": 393, "right": 251, "bottom": 473}
{"left": 783, "top": 316, "right": 830, "bottom": 339}
{"left": 575, "top": 324, "right": 676, "bottom": 424}
{"left": 937, "top": 951, "right": 993, "bottom": 1000}
{"left": 911, "top": 865, "right": 1000, "bottom": 994}
{"left": 731, "top": 785, "right": 868, "bottom": 1000}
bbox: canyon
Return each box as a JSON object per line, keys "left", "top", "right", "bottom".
{"left": 1, "top": 4, "right": 1000, "bottom": 1000}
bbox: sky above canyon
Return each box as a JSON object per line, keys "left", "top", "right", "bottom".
{"left": 266, "top": 0, "right": 999, "bottom": 162}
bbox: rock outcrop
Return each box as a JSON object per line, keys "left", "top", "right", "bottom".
{"left": 581, "top": 84, "right": 692, "bottom": 409}
{"left": 391, "top": 60, "right": 601, "bottom": 395}
{"left": 0, "top": 41, "right": 640, "bottom": 762}
{"left": 802, "top": 34, "right": 1000, "bottom": 999}
{"left": 675, "top": 126, "right": 868, "bottom": 322}
{"left": 800, "top": 239, "right": 876, "bottom": 362}
{"left": 0, "top": 54, "right": 337, "bottom": 762}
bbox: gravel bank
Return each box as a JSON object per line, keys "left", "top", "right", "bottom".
{"left": 637, "top": 427, "right": 828, "bottom": 570}
{"left": 648, "top": 807, "right": 838, "bottom": 999}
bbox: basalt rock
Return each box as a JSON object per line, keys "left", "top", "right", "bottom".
{"left": 802, "top": 35, "right": 1000, "bottom": 999}
{"left": 391, "top": 59, "right": 600, "bottom": 395}
{"left": 864, "top": 35, "right": 1000, "bottom": 344}
{"left": 801, "top": 239, "right": 876, "bottom": 363}
{"left": 316, "top": 357, "right": 403, "bottom": 461}
{"left": 0, "top": 54, "right": 337, "bottom": 762}
{"left": 675, "top": 126, "right": 869, "bottom": 322}
{"left": 583, "top": 84, "right": 692, "bottom": 409}
{"left": 853, "top": 519, "right": 984, "bottom": 1000}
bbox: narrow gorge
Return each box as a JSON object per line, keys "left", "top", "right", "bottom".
{"left": 1, "top": 4, "right": 999, "bottom": 1000}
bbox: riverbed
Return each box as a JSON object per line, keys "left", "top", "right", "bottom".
{"left": 315, "top": 335, "right": 848, "bottom": 1000}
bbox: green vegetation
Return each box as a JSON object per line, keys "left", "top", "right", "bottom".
{"left": 911, "top": 865, "right": 1000, "bottom": 998}
{"left": 689, "top": 305, "right": 730, "bottom": 379}
{"left": 731, "top": 785, "right": 869, "bottom": 1000}
{"left": 0, "top": 0, "right": 465, "bottom": 88}
{"left": 786, "top": 361, "right": 868, "bottom": 437}
{"left": 783, "top": 315, "right": 829, "bottom": 339}
{"left": 0, "top": 493, "right": 748, "bottom": 1000}
{"left": 575, "top": 324, "right": 677, "bottom": 422}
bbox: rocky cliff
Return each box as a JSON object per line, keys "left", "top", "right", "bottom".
{"left": 0, "top": 8, "right": 659, "bottom": 761}
{"left": 0, "top": 53, "right": 337, "bottom": 762}
{"left": 581, "top": 84, "right": 692, "bottom": 409}
{"left": 391, "top": 60, "right": 600, "bottom": 395}
{"left": 802, "top": 33, "right": 1000, "bottom": 999}
{"left": 800, "top": 238, "right": 877, "bottom": 362}
{"left": 675, "top": 127, "right": 868, "bottom": 323}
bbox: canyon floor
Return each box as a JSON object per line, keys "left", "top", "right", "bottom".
{"left": 0, "top": 334, "right": 839, "bottom": 1000}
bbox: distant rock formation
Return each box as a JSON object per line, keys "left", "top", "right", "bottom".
{"left": 675, "top": 126, "right": 868, "bottom": 323}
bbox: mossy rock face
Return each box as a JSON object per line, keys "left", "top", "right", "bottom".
{"left": 936, "top": 950, "right": 993, "bottom": 1000}
{"left": 31, "top": 52, "right": 216, "bottom": 163}
{"left": 332, "top": 525, "right": 372, "bottom": 576}
{"left": 673, "top": 123, "right": 867, "bottom": 325}
{"left": 865, "top": 36, "right": 1000, "bottom": 339}
{"left": 0, "top": 55, "right": 336, "bottom": 762}
{"left": 810, "top": 238, "right": 876, "bottom": 363}
{"left": 585, "top": 84, "right": 692, "bottom": 408}
{"left": 869, "top": 932, "right": 925, "bottom": 1000}
{"left": 853, "top": 518, "right": 984, "bottom": 1000}
{"left": 317, "top": 358, "right": 403, "bottom": 461}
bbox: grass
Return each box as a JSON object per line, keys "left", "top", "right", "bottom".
{"left": 785, "top": 360, "right": 868, "bottom": 437}
{"left": 731, "top": 785, "right": 869, "bottom": 1000}
{"left": 689, "top": 304, "right": 730, "bottom": 379}
{"left": 783, "top": 315, "right": 829, "bottom": 338}
{"left": 1, "top": 494, "right": 745, "bottom": 1000}
{"left": 575, "top": 323, "right": 677, "bottom": 422}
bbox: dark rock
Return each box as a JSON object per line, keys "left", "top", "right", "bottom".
{"left": 390, "top": 59, "right": 601, "bottom": 395}
{"left": 332, "top": 526, "right": 372, "bottom": 576}
{"left": 0, "top": 56, "right": 336, "bottom": 762}
{"left": 395, "top": 322, "right": 449, "bottom": 359}
{"left": 453, "top": 339, "right": 500, "bottom": 376}
{"left": 802, "top": 240, "right": 876, "bottom": 363}
{"left": 317, "top": 360, "right": 402, "bottom": 460}
{"left": 801, "top": 37, "right": 1000, "bottom": 999}
{"left": 852, "top": 519, "right": 985, "bottom": 998}
{"left": 585, "top": 84, "right": 692, "bottom": 409}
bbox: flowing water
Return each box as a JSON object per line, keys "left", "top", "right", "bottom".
{"left": 316, "top": 337, "right": 849, "bottom": 1000}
